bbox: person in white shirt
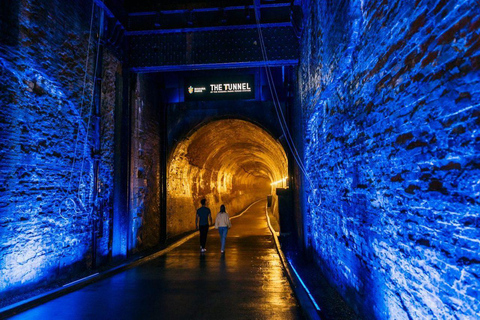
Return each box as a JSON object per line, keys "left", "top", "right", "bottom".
{"left": 214, "top": 204, "right": 232, "bottom": 254}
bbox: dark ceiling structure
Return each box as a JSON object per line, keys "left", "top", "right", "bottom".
{"left": 97, "top": 0, "right": 302, "bottom": 71}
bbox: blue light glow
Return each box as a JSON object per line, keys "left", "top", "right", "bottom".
{"left": 299, "top": 0, "right": 480, "bottom": 318}
{"left": 0, "top": 0, "right": 110, "bottom": 303}
{"left": 287, "top": 259, "right": 321, "bottom": 311}
{"left": 62, "top": 273, "right": 99, "bottom": 287}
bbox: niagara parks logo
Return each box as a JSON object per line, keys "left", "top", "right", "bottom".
{"left": 188, "top": 86, "right": 194, "bottom": 94}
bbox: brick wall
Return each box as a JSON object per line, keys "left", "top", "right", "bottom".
{"left": 129, "top": 73, "right": 162, "bottom": 252}
{"left": 0, "top": 0, "right": 120, "bottom": 303}
{"left": 98, "top": 49, "right": 122, "bottom": 262}
{"left": 298, "top": 0, "right": 480, "bottom": 318}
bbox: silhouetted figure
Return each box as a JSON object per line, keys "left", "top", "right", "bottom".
{"left": 215, "top": 204, "right": 232, "bottom": 254}
{"left": 196, "top": 198, "right": 212, "bottom": 252}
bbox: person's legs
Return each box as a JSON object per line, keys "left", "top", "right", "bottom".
{"left": 200, "top": 225, "right": 209, "bottom": 250}
{"left": 204, "top": 225, "right": 209, "bottom": 249}
{"left": 222, "top": 227, "right": 228, "bottom": 252}
{"left": 218, "top": 228, "right": 222, "bottom": 251}
{"left": 219, "top": 227, "right": 228, "bottom": 252}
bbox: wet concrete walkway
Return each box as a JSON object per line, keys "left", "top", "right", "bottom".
{"left": 10, "top": 200, "right": 304, "bottom": 319}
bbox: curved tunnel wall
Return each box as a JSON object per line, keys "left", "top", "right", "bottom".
{"left": 167, "top": 119, "right": 288, "bottom": 238}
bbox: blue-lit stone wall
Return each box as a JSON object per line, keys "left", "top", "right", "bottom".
{"left": 98, "top": 49, "right": 122, "bottom": 261}
{"left": 299, "top": 0, "right": 480, "bottom": 318}
{"left": 0, "top": 0, "right": 119, "bottom": 303}
{"left": 129, "top": 73, "right": 162, "bottom": 252}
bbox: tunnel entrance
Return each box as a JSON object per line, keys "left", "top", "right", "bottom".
{"left": 166, "top": 119, "right": 288, "bottom": 238}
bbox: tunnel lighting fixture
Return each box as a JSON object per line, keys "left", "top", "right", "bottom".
{"left": 287, "top": 259, "right": 321, "bottom": 312}
{"left": 270, "top": 177, "right": 288, "bottom": 185}
{"left": 62, "top": 273, "right": 99, "bottom": 287}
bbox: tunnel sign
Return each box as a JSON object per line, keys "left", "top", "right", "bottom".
{"left": 185, "top": 75, "right": 255, "bottom": 101}
{"left": 209, "top": 83, "right": 251, "bottom": 93}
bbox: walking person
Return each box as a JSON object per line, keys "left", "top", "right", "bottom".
{"left": 215, "top": 204, "right": 232, "bottom": 254}
{"left": 196, "top": 198, "right": 212, "bottom": 252}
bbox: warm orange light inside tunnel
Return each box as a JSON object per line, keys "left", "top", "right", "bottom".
{"left": 167, "top": 119, "right": 288, "bottom": 237}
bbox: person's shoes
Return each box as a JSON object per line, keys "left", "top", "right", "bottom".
{"left": 201, "top": 248, "right": 206, "bottom": 252}
{"left": 221, "top": 250, "right": 224, "bottom": 254}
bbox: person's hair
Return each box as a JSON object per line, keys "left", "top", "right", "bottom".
{"left": 201, "top": 198, "right": 206, "bottom": 205}
{"left": 220, "top": 204, "right": 226, "bottom": 213}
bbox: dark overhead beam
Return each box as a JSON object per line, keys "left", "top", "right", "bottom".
{"left": 126, "top": 22, "right": 292, "bottom": 35}
{"left": 127, "top": 4, "right": 295, "bottom": 32}
{"left": 130, "top": 60, "right": 298, "bottom": 73}
{"left": 128, "top": 26, "right": 298, "bottom": 72}
{"left": 128, "top": 3, "right": 292, "bottom": 16}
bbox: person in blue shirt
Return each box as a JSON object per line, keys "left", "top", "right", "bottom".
{"left": 196, "top": 198, "right": 212, "bottom": 252}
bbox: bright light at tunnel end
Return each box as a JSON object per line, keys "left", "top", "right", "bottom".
{"left": 271, "top": 177, "right": 288, "bottom": 186}
{"left": 287, "top": 259, "right": 321, "bottom": 312}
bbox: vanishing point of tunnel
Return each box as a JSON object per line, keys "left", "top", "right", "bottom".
{"left": 167, "top": 119, "right": 288, "bottom": 236}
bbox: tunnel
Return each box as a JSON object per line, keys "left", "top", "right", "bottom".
{"left": 167, "top": 119, "right": 288, "bottom": 237}
{"left": 1, "top": 0, "right": 479, "bottom": 319}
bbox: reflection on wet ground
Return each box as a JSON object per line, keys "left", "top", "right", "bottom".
{"left": 11, "top": 201, "right": 304, "bottom": 320}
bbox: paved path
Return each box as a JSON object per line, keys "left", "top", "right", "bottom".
{"left": 10, "top": 200, "right": 304, "bottom": 319}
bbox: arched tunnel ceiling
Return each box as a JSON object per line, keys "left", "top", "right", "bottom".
{"left": 167, "top": 118, "right": 288, "bottom": 236}
{"left": 181, "top": 119, "right": 288, "bottom": 183}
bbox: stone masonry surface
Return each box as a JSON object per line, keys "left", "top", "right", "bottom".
{"left": 298, "top": 0, "right": 480, "bottom": 319}
{"left": 0, "top": 0, "right": 119, "bottom": 304}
